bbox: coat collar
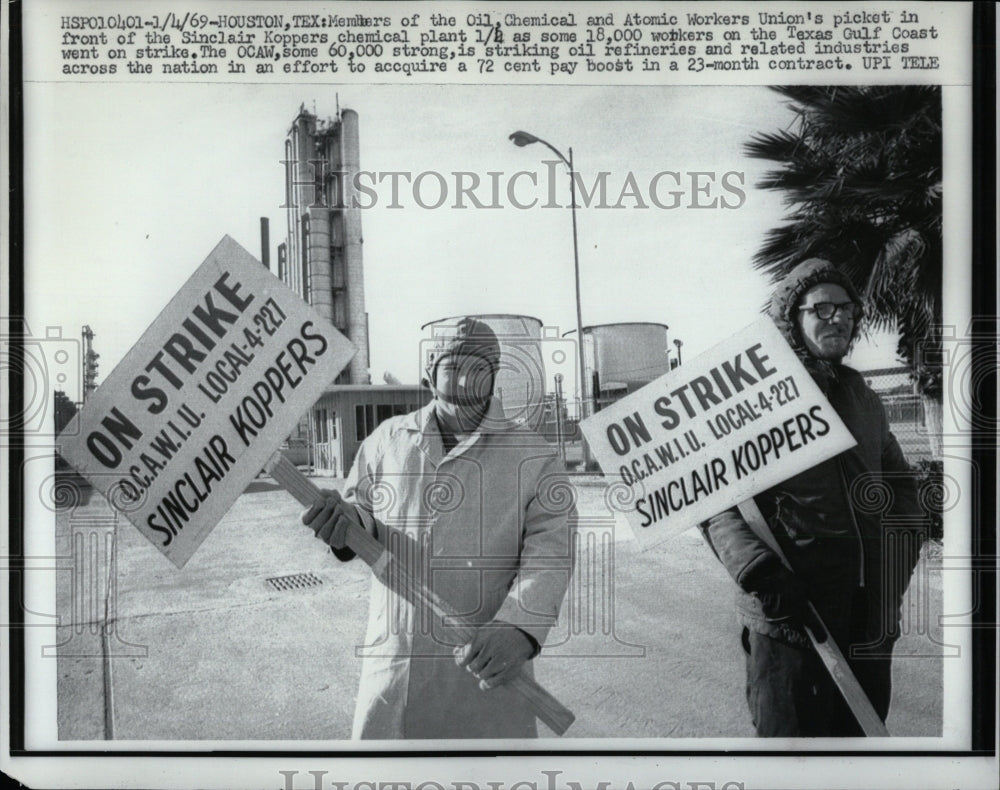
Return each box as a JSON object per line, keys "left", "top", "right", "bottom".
{"left": 403, "top": 399, "right": 519, "bottom": 463}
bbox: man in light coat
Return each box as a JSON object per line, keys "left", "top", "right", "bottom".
{"left": 303, "top": 318, "right": 575, "bottom": 738}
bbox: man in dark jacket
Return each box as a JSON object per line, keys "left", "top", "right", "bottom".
{"left": 702, "top": 258, "right": 925, "bottom": 736}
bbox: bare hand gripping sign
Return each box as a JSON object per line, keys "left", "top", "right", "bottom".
{"left": 581, "top": 317, "right": 856, "bottom": 546}
{"left": 57, "top": 236, "right": 356, "bottom": 567}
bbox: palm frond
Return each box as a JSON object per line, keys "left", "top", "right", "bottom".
{"left": 747, "top": 85, "right": 942, "bottom": 396}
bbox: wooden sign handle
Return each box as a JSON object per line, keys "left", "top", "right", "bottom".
{"left": 265, "top": 452, "right": 576, "bottom": 736}
{"left": 736, "top": 499, "right": 890, "bottom": 737}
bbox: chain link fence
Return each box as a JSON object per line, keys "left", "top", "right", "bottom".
{"left": 859, "top": 366, "right": 943, "bottom": 543}
{"left": 857, "top": 366, "right": 938, "bottom": 464}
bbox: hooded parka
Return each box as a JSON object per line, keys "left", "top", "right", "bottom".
{"left": 701, "top": 259, "right": 925, "bottom": 734}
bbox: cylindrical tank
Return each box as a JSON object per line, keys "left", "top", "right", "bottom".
{"left": 307, "top": 207, "right": 333, "bottom": 319}
{"left": 583, "top": 323, "right": 670, "bottom": 409}
{"left": 421, "top": 314, "right": 546, "bottom": 429}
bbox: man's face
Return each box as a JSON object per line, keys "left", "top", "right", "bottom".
{"left": 797, "top": 283, "right": 857, "bottom": 361}
{"left": 431, "top": 352, "right": 495, "bottom": 427}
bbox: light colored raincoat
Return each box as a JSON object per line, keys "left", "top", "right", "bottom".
{"left": 341, "top": 402, "right": 575, "bottom": 739}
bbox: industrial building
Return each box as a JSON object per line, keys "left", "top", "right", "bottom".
{"left": 276, "top": 105, "right": 424, "bottom": 474}
{"left": 310, "top": 385, "right": 431, "bottom": 477}
{"left": 270, "top": 108, "right": 678, "bottom": 475}
{"left": 305, "top": 311, "right": 567, "bottom": 475}
{"left": 279, "top": 104, "right": 369, "bottom": 383}
{"left": 576, "top": 323, "right": 672, "bottom": 412}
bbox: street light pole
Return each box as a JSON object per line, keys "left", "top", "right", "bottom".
{"left": 567, "top": 146, "right": 589, "bottom": 427}
{"left": 509, "top": 132, "right": 589, "bottom": 458}
{"left": 553, "top": 373, "right": 565, "bottom": 461}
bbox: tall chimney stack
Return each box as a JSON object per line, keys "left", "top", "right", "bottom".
{"left": 260, "top": 217, "right": 270, "bottom": 269}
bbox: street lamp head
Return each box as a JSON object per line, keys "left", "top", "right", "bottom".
{"left": 509, "top": 131, "right": 571, "bottom": 169}
{"left": 509, "top": 131, "right": 540, "bottom": 147}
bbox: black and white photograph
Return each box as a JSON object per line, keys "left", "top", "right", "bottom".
{"left": 2, "top": 2, "right": 995, "bottom": 789}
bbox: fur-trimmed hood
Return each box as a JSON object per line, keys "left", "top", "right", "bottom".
{"left": 766, "top": 258, "right": 864, "bottom": 388}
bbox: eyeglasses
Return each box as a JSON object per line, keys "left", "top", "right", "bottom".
{"left": 798, "top": 301, "right": 862, "bottom": 321}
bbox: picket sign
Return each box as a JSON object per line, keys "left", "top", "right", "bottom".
{"left": 580, "top": 317, "right": 858, "bottom": 548}
{"left": 57, "top": 237, "right": 574, "bottom": 735}
{"left": 580, "top": 317, "right": 889, "bottom": 736}
{"left": 736, "top": 500, "right": 891, "bottom": 738}
{"left": 57, "top": 236, "right": 357, "bottom": 567}
{"left": 265, "top": 452, "right": 577, "bottom": 736}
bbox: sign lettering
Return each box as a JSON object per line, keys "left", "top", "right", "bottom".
{"left": 58, "top": 236, "right": 356, "bottom": 567}
{"left": 581, "top": 317, "right": 856, "bottom": 546}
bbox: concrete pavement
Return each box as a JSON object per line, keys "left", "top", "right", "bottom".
{"left": 55, "top": 473, "right": 943, "bottom": 741}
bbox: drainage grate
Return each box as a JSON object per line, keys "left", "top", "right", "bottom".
{"left": 266, "top": 572, "right": 324, "bottom": 592}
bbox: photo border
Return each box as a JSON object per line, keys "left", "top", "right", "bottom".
{"left": 2, "top": 0, "right": 996, "bottom": 787}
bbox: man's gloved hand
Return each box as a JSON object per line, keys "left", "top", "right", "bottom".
{"left": 301, "top": 490, "right": 360, "bottom": 551}
{"left": 742, "top": 555, "right": 810, "bottom": 622}
{"left": 454, "top": 621, "right": 536, "bottom": 691}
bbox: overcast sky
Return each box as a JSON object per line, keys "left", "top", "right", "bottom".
{"left": 26, "top": 82, "right": 903, "bottom": 404}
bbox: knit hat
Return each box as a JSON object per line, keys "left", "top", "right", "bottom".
{"left": 424, "top": 317, "right": 501, "bottom": 386}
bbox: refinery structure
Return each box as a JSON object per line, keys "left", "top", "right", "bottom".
{"left": 266, "top": 105, "right": 680, "bottom": 475}
{"left": 279, "top": 105, "right": 370, "bottom": 384}
{"left": 275, "top": 105, "right": 426, "bottom": 474}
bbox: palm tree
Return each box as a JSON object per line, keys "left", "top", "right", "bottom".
{"left": 746, "top": 85, "right": 943, "bottom": 452}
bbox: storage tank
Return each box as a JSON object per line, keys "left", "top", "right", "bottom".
{"left": 421, "top": 314, "right": 546, "bottom": 429}
{"left": 580, "top": 323, "right": 670, "bottom": 411}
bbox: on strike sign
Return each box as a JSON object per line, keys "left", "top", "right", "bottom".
{"left": 58, "top": 236, "right": 356, "bottom": 567}
{"left": 580, "top": 318, "right": 856, "bottom": 546}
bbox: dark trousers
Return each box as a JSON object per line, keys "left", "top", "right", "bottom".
{"left": 742, "top": 590, "right": 895, "bottom": 737}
